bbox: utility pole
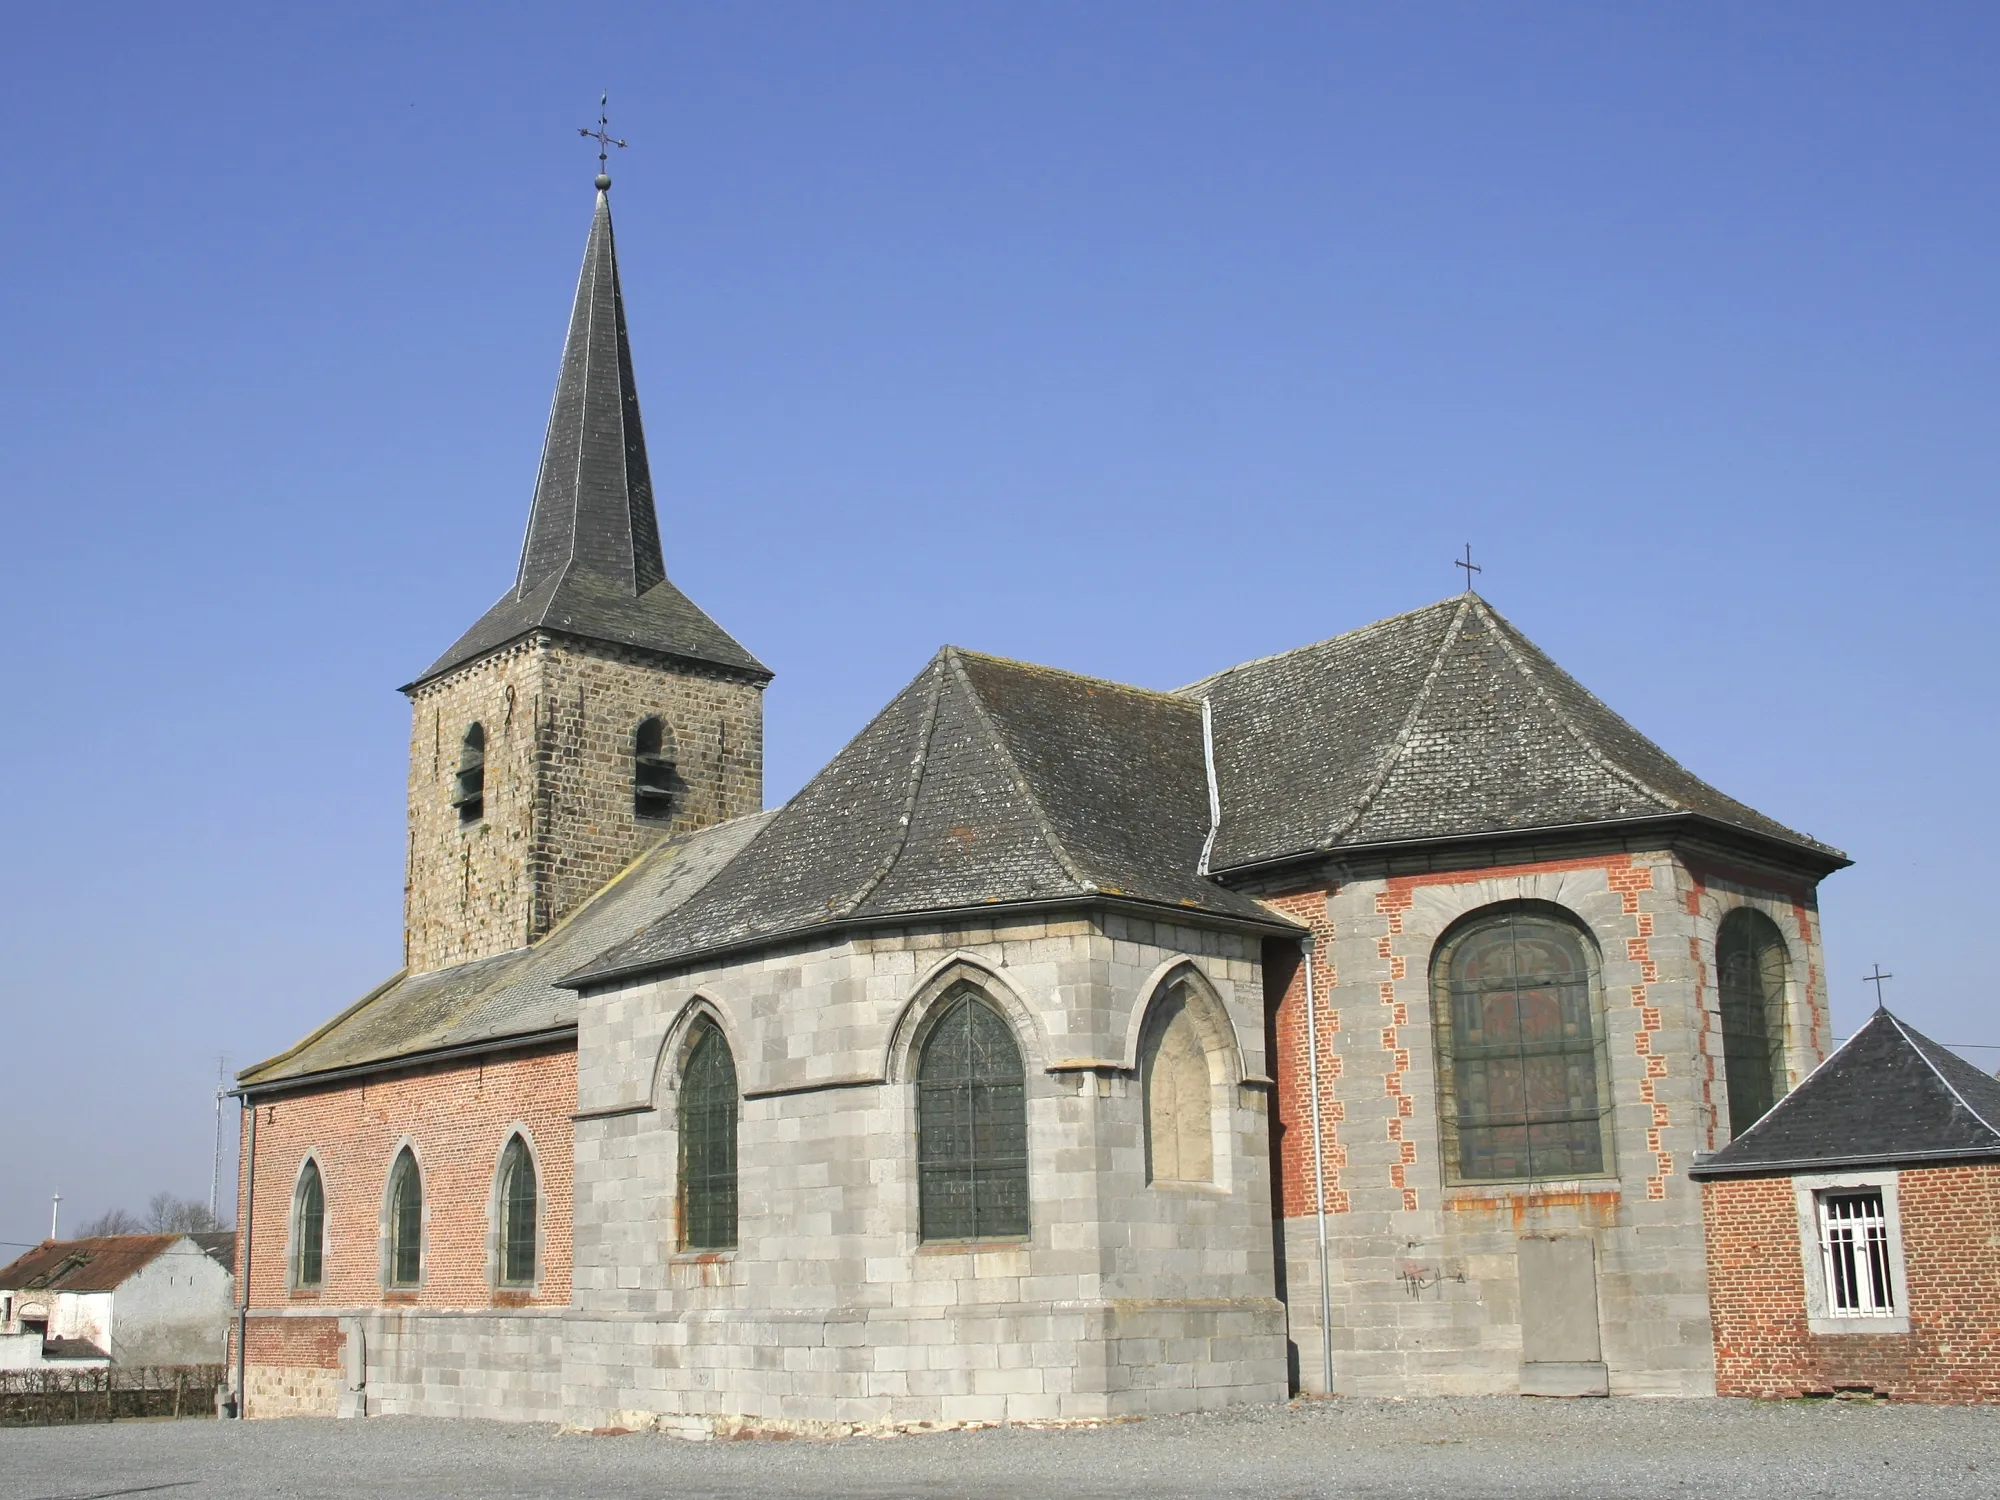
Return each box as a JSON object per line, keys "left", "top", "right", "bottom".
{"left": 50, "top": 1191, "right": 61, "bottom": 1240}
{"left": 210, "top": 1055, "right": 231, "bottom": 1222}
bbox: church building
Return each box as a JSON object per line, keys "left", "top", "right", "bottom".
{"left": 232, "top": 174, "right": 1850, "bottom": 1430}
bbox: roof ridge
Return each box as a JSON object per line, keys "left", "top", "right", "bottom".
{"left": 1706, "top": 1016, "right": 1873, "bottom": 1159}
{"left": 836, "top": 654, "right": 951, "bottom": 918}
{"left": 1471, "top": 596, "right": 1682, "bottom": 816}
{"left": 1887, "top": 1012, "right": 2000, "bottom": 1141}
{"left": 947, "top": 647, "right": 1198, "bottom": 706}
{"left": 946, "top": 648, "right": 1098, "bottom": 895}
{"left": 1318, "top": 595, "right": 1474, "bottom": 849}
{"left": 1177, "top": 596, "right": 1466, "bottom": 696}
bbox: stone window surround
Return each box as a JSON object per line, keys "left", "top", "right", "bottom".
{"left": 650, "top": 997, "right": 743, "bottom": 1261}
{"left": 1138, "top": 972, "right": 1237, "bottom": 1192}
{"left": 1792, "top": 1169, "right": 1911, "bottom": 1336}
{"left": 381, "top": 1138, "right": 427, "bottom": 1292}
{"left": 286, "top": 1151, "right": 329, "bottom": 1296}
{"left": 486, "top": 1126, "right": 545, "bottom": 1294}
{"left": 1427, "top": 899, "right": 1618, "bottom": 1189}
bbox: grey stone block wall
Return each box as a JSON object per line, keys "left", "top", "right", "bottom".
{"left": 356, "top": 1309, "right": 565, "bottom": 1421}
{"left": 565, "top": 910, "right": 1290, "bottom": 1431}
{"left": 1276, "top": 851, "right": 1829, "bottom": 1398}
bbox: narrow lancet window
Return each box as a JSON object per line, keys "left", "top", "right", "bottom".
{"left": 1717, "top": 909, "right": 1790, "bottom": 1138}
{"left": 387, "top": 1149, "right": 422, "bottom": 1287}
{"left": 292, "top": 1160, "right": 325, "bottom": 1289}
{"left": 1143, "top": 984, "right": 1215, "bottom": 1185}
{"left": 679, "top": 1021, "right": 739, "bottom": 1251}
{"left": 498, "top": 1136, "right": 537, "bottom": 1286}
{"left": 634, "top": 717, "right": 675, "bottom": 821}
{"left": 917, "top": 991, "right": 1029, "bottom": 1241}
{"left": 454, "top": 724, "right": 486, "bottom": 825}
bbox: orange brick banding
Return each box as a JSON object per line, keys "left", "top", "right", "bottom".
{"left": 1267, "top": 889, "right": 1346, "bottom": 1218}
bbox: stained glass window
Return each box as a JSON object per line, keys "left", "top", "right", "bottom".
{"left": 1143, "top": 986, "right": 1214, "bottom": 1184}
{"left": 388, "top": 1149, "right": 422, "bottom": 1287}
{"left": 679, "top": 1022, "right": 738, "bottom": 1251}
{"left": 1432, "top": 908, "right": 1608, "bottom": 1183}
{"left": 918, "top": 991, "right": 1029, "bottom": 1241}
{"left": 293, "top": 1160, "right": 324, "bottom": 1289}
{"left": 1717, "top": 910, "right": 1789, "bottom": 1139}
{"left": 499, "top": 1137, "right": 537, "bottom": 1285}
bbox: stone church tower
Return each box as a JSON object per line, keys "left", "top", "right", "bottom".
{"left": 399, "top": 182, "right": 769, "bottom": 975}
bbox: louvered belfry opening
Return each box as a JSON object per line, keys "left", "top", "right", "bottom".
{"left": 499, "top": 1137, "right": 538, "bottom": 1285}
{"left": 1717, "top": 909, "right": 1790, "bottom": 1138}
{"left": 453, "top": 724, "right": 486, "bottom": 826}
{"left": 679, "top": 1021, "right": 739, "bottom": 1251}
{"left": 634, "top": 716, "right": 676, "bottom": 821}
{"left": 917, "top": 990, "right": 1029, "bottom": 1242}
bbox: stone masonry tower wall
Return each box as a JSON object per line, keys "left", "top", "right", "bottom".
{"left": 403, "top": 636, "right": 763, "bottom": 975}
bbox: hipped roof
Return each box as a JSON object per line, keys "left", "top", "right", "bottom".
{"left": 1189, "top": 594, "right": 1846, "bottom": 873}
{"left": 1692, "top": 1009, "right": 2000, "bottom": 1177}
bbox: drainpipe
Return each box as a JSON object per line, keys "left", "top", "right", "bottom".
{"left": 235, "top": 1095, "right": 256, "bottom": 1418}
{"left": 1301, "top": 933, "right": 1333, "bottom": 1395}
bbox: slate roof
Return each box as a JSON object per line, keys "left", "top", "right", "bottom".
{"left": 568, "top": 649, "right": 1298, "bottom": 985}
{"left": 1692, "top": 1009, "right": 2000, "bottom": 1177}
{"left": 239, "top": 813, "right": 772, "bottom": 1090}
{"left": 190, "top": 1232, "right": 236, "bottom": 1272}
{"left": 410, "top": 187, "right": 767, "bottom": 690}
{"left": 1187, "top": 594, "right": 1846, "bottom": 874}
{"left": 0, "top": 1236, "right": 180, "bottom": 1293}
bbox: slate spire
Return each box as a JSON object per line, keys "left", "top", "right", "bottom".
{"left": 514, "top": 184, "right": 665, "bottom": 600}
{"left": 409, "top": 185, "right": 768, "bottom": 690}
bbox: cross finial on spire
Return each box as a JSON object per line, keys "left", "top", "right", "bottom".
{"left": 578, "top": 93, "right": 627, "bottom": 190}
{"left": 1455, "top": 544, "right": 1482, "bottom": 593}
{"left": 1862, "top": 963, "right": 1894, "bottom": 1011}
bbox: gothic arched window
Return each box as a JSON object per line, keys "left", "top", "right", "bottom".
{"left": 387, "top": 1149, "right": 423, "bottom": 1287}
{"left": 454, "top": 724, "right": 486, "bottom": 825}
{"left": 292, "top": 1160, "right": 325, "bottom": 1289}
{"left": 1717, "top": 909, "right": 1789, "bottom": 1138}
{"left": 497, "top": 1136, "right": 537, "bottom": 1285}
{"left": 679, "top": 1022, "right": 738, "bottom": 1251}
{"left": 1431, "top": 905, "right": 1609, "bottom": 1184}
{"left": 634, "top": 717, "right": 676, "bottom": 821}
{"left": 917, "top": 991, "right": 1029, "bottom": 1241}
{"left": 1142, "top": 984, "right": 1214, "bottom": 1185}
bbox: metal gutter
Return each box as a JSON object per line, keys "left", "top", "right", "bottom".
{"left": 234, "top": 1025, "right": 578, "bottom": 1099}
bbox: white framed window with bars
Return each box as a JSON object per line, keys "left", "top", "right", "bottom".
{"left": 1792, "top": 1171, "right": 1911, "bottom": 1335}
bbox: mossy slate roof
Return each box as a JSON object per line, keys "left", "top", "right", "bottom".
{"left": 1692, "top": 1010, "right": 2000, "bottom": 1177}
{"left": 239, "top": 814, "right": 772, "bottom": 1089}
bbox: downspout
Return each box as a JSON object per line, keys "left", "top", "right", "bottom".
{"left": 1301, "top": 933, "right": 1333, "bottom": 1395}
{"left": 234, "top": 1095, "right": 256, "bottom": 1418}
{"left": 1197, "top": 698, "right": 1221, "bottom": 877}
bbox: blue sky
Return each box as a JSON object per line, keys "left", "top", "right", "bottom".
{"left": 2, "top": 3, "right": 1995, "bottom": 1248}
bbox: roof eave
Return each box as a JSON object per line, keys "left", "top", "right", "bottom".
{"left": 400, "top": 624, "right": 773, "bottom": 696}
{"left": 235, "top": 1023, "right": 578, "bottom": 1099}
{"left": 1690, "top": 1143, "right": 2000, "bottom": 1180}
{"left": 1209, "top": 811, "right": 1851, "bottom": 886}
{"left": 562, "top": 892, "right": 1306, "bottom": 993}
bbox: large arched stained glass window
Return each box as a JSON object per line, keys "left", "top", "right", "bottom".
{"left": 1431, "top": 907, "right": 1609, "bottom": 1183}
{"left": 1717, "top": 909, "right": 1789, "bottom": 1139}
{"left": 498, "top": 1136, "right": 537, "bottom": 1285}
{"left": 917, "top": 991, "right": 1029, "bottom": 1241}
{"left": 292, "top": 1160, "right": 325, "bottom": 1289}
{"left": 1142, "top": 984, "right": 1214, "bottom": 1185}
{"left": 387, "top": 1149, "right": 422, "bottom": 1287}
{"left": 679, "top": 1022, "right": 739, "bottom": 1251}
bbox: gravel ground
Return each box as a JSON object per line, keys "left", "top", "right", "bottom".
{"left": 3, "top": 1398, "right": 1995, "bottom": 1500}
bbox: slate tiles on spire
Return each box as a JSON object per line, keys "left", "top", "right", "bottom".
{"left": 1692, "top": 1010, "right": 2000, "bottom": 1176}
{"left": 565, "top": 649, "right": 1293, "bottom": 985}
{"left": 412, "top": 189, "right": 767, "bottom": 689}
{"left": 1188, "top": 595, "right": 1845, "bottom": 874}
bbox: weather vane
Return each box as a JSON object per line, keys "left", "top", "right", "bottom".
{"left": 1862, "top": 963, "right": 1893, "bottom": 1010}
{"left": 578, "top": 94, "right": 627, "bottom": 188}
{"left": 1454, "top": 544, "right": 1482, "bottom": 593}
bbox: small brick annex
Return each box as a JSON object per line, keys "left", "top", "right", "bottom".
{"left": 1703, "top": 1166, "right": 2000, "bottom": 1402}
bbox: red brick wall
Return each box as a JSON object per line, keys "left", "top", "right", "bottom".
{"left": 246, "top": 1315, "right": 342, "bottom": 1370}
{"left": 1265, "top": 889, "right": 1344, "bottom": 1219}
{"left": 1704, "top": 1166, "right": 2000, "bottom": 1402}
{"left": 235, "top": 1045, "right": 574, "bottom": 1313}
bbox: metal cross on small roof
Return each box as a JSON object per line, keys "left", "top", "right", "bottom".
{"left": 578, "top": 94, "right": 627, "bottom": 186}
{"left": 1863, "top": 963, "right": 1894, "bottom": 1009}
{"left": 1455, "top": 544, "right": 1482, "bottom": 593}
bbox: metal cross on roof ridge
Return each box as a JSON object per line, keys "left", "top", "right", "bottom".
{"left": 1455, "top": 544, "right": 1482, "bottom": 593}
{"left": 1863, "top": 963, "right": 1893, "bottom": 1009}
{"left": 578, "top": 93, "right": 627, "bottom": 178}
